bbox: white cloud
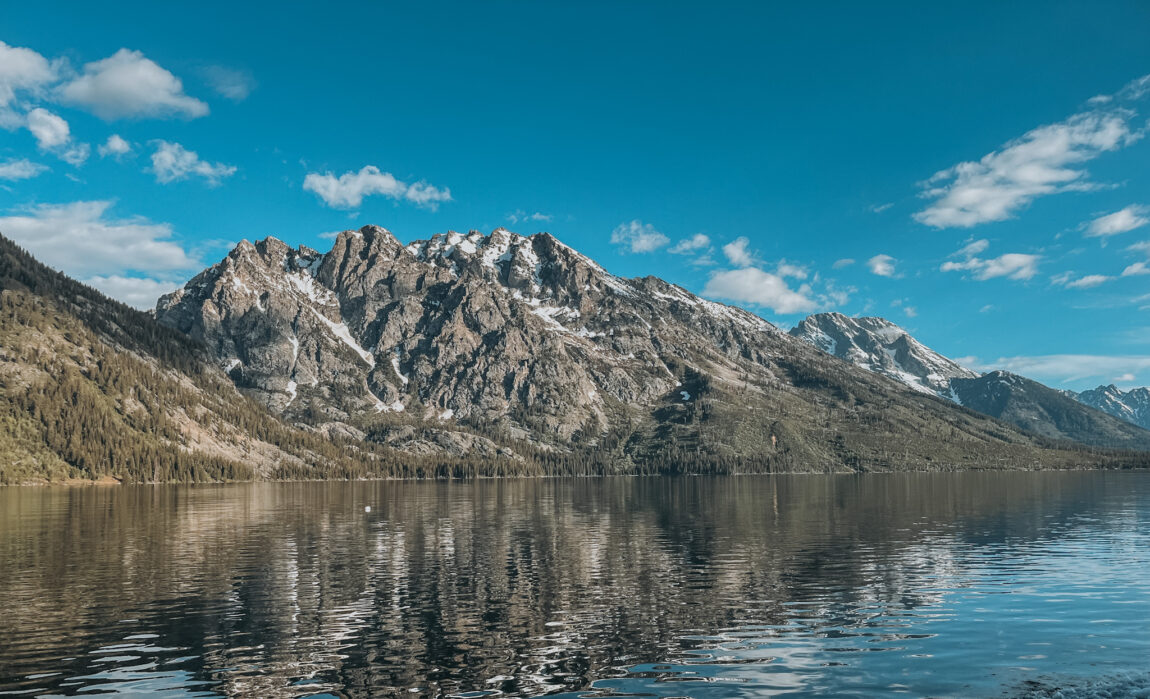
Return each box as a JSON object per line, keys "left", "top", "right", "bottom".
{"left": 869, "top": 202, "right": 894, "bottom": 213}
{"left": 84, "top": 275, "right": 182, "bottom": 310}
{"left": 303, "top": 165, "right": 451, "bottom": 210}
{"left": 1129, "top": 241, "right": 1150, "bottom": 258}
{"left": 200, "top": 65, "right": 255, "bottom": 102}
{"left": 1085, "top": 205, "right": 1149, "bottom": 237}
{"left": 0, "top": 201, "right": 198, "bottom": 308}
{"left": 26, "top": 107, "right": 69, "bottom": 148}
{"left": 1122, "top": 262, "right": 1150, "bottom": 277}
{"left": 940, "top": 241, "right": 1040, "bottom": 281}
{"left": 25, "top": 108, "right": 89, "bottom": 165}
{"left": 969, "top": 354, "right": 1150, "bottom": 384}
{"left": 507, "top": 209, "right": 552, "bottom": 225}
{"left": 59, "top": 48, "right": 208, "bottom": 120}
{"left": 669, "top": 233, "right": 711, "bottom": 254}
{"left": 832, "top": 258, "right": 855, "bottom": 269}
{"left": 0, "top": 41, "right": 59, "bottom": 126}
{"left": 914, "top": 90, "right": 1144, "bottom": 228}
{"left": 610, "top": 219, "right": 669, "bottom": 253}
{"left": 151, "top": 141, "right": 236, "bottom": 185}
{"left": 702, "top": 267, "right": 817, "bottom": 314}
{"left": 955, "top": 238, "right": 990, "bottom": 257}
{"left": 722, "top": 237, "right": 755, "bottom": 267}
{"left": 1063, "top": 274, "right": 1113, "bottom": 289}
{"left": 98, "top": 134, "right": 132, "bottom": 158}
{"left": 867, "top": 254, "right": 898, "bottom": 277}
{"left": 1119, "top": 74, "right": 1150, "bottom": 101}
{"left": 0, "top": 158, "right": 48, "bottom": 180}
{"left": 776, "top": 261, "right": 808, "bottom": 279}
{"left": 941, "top": 252, "right": 1040, "bottom": 280}
{"left": 904, "top": 306, "right": 918, "bottom": 318}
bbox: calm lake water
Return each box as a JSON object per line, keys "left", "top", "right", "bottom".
{"left": 1, "top": 473, "right": 1149, "bottom": 698}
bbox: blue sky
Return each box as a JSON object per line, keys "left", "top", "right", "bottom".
{"left": 1, "top": 1, "right": 1149, "bottom": 391}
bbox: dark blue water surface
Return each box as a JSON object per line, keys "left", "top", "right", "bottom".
{"left": 1, "top": 472, "right": 1148, "bottom": 698}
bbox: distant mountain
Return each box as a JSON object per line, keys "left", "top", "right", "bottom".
{"left": 789, "top": 313, "right": 977, "bottom": 397}
{"left": 1074, "top": 384, "right": 1150, "bottom": 430}
{"left": 792, "top": 313, "right": 1150, "bottom": 451}
{"left": 951, "top": 372, "right": 1150, "bottom": 449}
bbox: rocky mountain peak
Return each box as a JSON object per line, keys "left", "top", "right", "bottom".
{"left": 154, "top": 224, "right": 801, "bottom": 449}
{"left": 789, "top": 312, "right": 977, "bottom": 397}
{"left": 1075, "top": 383, "right": 1150, "bottom": 430}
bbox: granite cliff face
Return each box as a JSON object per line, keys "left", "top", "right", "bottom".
{"left": 155, "top": 225, "right": 1148, "bottom": 468}
{"left": 156, "top": 225, "right": 785, "bottom": 452}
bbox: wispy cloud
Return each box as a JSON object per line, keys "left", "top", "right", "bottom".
{"left": 0, "top": 158, "right": 48, "bottom": 180}
{"left": 1058, "top": 273, "right": 1113, "bottom": 289}
{"left": 199, "top": 65, "right": 255, "bottom": 102}
{"left": 832, "top": 258, "right": 855, "bottom": 269}
{"left": 914, "top": 74, "right": 1148, "bottom": 228}
{"left": 303, "top": 165, "right": 451, "bottom": 210}
{"left": 1085, "top": 205, "right": 1149, "bottom": 238}
{"left": 968, "top": 354, "right": 1150, "bottom": 385}
{"left": 1122, "top": 262, "right": 1150, "bottom": 277}
{"left": 610, "top": 219, "right": 669, "bottom": 253}
{"left": 507, "top": 210, "right": 552, "bottom": 225}
{"left": 151, "top": 140, "right": 236, "bottom": 185}
{"left": 940, "top": 240, "right": 1040, "bottom": 281}
{"left": 669, "top": 233, "right": 711, "bottom": 254}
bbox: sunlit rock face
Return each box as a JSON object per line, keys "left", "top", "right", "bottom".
{"left": 158, "top": 224, "right": 1150, "bottom": 461}
{"left": 157, "top": 225, "right": 786, "bottom": 448}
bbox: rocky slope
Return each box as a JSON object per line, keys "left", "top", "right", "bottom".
{"left": 0, "top": 233, "right": 413, "bottom": 484}
{"left": 789, "top": 313, "right": 977, "bottom": 397}
{"left": 154, "top": 225, "right": 1149, "bottom": 471}
{"left": 791, "top": 313, "right": 1150, "bottom": 451}
{"left": 1073, "top": 384, "right": 1150, "bottom": 430}
{"left": 950, "top": 372, "right": 1150, "bottom": 448}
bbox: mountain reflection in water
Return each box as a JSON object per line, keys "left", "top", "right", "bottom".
{"left": 1, "top": 472, "right": 1148, "bottom": 697}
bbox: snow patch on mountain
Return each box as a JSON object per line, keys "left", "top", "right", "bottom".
{"left": 790, "top": 312, "right": 977, "bottom": 399}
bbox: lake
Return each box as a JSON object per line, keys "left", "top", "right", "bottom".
{"left": 1, "top": 472, "right": 1148, "bottom": 697}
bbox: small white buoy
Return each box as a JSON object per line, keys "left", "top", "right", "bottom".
{"left": 364, "top": 506, "right": 371, "bottom": 513}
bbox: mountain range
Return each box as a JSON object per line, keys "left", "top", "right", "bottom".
{"left": 1, "top": 225, "right": 1147, "bottom": 484}
{"left": 1071, "top": 384, "right": 1150, "bottom": 430}
{"left": 789, "top": 312, "right": 1150, "bottom": 448}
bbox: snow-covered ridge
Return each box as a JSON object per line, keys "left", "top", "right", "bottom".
{"left": 790, "top": 312, "right": 977, "bottom": 399}
{"left": 1074, "top": 383, "right": 1150, "bottom": 430}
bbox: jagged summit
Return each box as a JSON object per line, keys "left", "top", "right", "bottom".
{"left": 155, "top": 225, "right": 779, "bottom": 446}
{"left": 1075, "top": 384, "right": 1150, "bottom": 430}
{"left": 789, "top": 312, "right": 977, "bottom": 397}
{"left": 791, "top": 313, "right": 1150, "bottom": 450}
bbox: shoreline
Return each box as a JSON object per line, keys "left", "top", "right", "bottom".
{"left": 6, "top": 464, "right": 1148, "bottom": 487}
